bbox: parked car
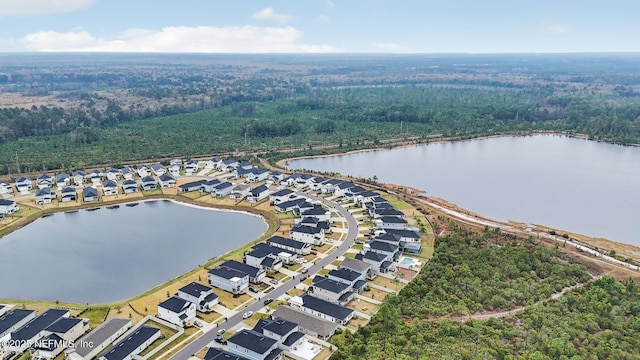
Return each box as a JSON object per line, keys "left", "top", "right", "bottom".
{"left": 269, "top": 278, "right": 278, "bottom": 285}
{"left": 194, "top": 320, "right": 204, "bottom": 328}
{"left": 217, "top": 328, "right": 226, "bottom": 335}
{"left": 249, "top": 286, "right": 258, "bottom": 293}
{"left": 310, "top": 250, "right": 318, "bottom": 255}
{"left": 263, "top": 298, "right": 274, "bottom": 305}
{"left": 242, "top": 311, "right": 253, "bottom": 319}
{"left": 214, "top": 336, "right": 227, "bottom": 345}
{"left": 301, "top": 268, "right": 308, "bottom": 274}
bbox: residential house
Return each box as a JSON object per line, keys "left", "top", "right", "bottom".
{"left": 55, "top": 173, "right": 70, "bottom": 188}
{"left": 319, "top": 179, "right": 344, "bottom": 194}
{"left": 170, "top": 159, "right": 183, "bottom": 168}
{"left": 333, "top": 182, "right": 356, "bottom": 197}
{"left": 355, "top": 251, "right": 395, "bottom": 274}
{"left": 253, "top": 318, "right": 305, "bottom": 353}
{"left": 201, "top": 179, "right": 221, "bottom": 193}
{"left": 247, "top": 184, "right": 269, "bottom": 203}
{"left": 266, "top": 171, "right": 284, "bottom": 185}
{"left": 308, "top": 277, "right": 354, "bottom": 305}
{"left": 98, "top": 326, "right": 161, "bottom": 360}
{"left": 82, "top": 187, "right": 99, "bottom": 202}
{"left": 89, "top": 169, "right": 103, "bottom": 185}
{"left": 157, "top": 297, "right": 196, "bottom": 327}
{"left": 290, "top": 224, "right": 324, "bottom": 245}
{"left": 158, "top": 173, "right": 176, "bottom": 188}
{"left": 269, "top": 189, "right": 295, "bottom": 205}
{"left": 121, "top": 180, "right": 138, "bottom": 194}
{"left": 178, "top": 180, "right": 205, "bottom": 193}
{"left": 204, "top": 157, "right": 222, "bottom": 170}
{"left": 150, "top": 163, "right": 165, "bottom": 176}
{"left": 121, "top": 167, "right": 135, "bottom": 180}
{"left": 327, "top": 268, "right": 367, "bottom": 293}
{"left": 136, "top": 165, "right": 150, "bottom": 178}
{"left": 168, "top": 164, "right": 181, "bottom": 177}
{"left": 266, "top": 236, "right": 312, "bottom": 256}
{"left": 221, "top": 159, "right": 239, "bottom": 172}
{"left": 34, "top": 317, "right": 89, "bottom": 359}
{"left": 106, "top": 168, "right": 121, "bottom": 181}
{"left": 354, "top": 191, "right": 380, "bottom": 207}
{"left": 271, "top": 306, "right": 337, "bottom": 341}
{"left": 342, "top": 185, "right": 367, "bottom": 203}
{"left": 288, "top": 295, "right": 354, "bottom": 325}
{"left": 299, "top": 204, "right": 331, "bottom": 222}
{"left": 15, "top": 176, "right": 32, "bottom": 192}
{"left": 140, "top": 176, "right": 157, "bottom": 191}
{"left": 212, "top": 181, "right": 234, "bottom": 197}
{"left": 0, "top": 182, "right": 13, "bottom": 194}
{"left": 366, "top": 240, "right": 401, "bottom": 261}
{"left": 0, "top": 199, "right": 19, "bottom": 215}
{"left": 8, "top": 309, "right": 69, "bottom": 352}
{"left": 221, "top": 260, "right": 266, "bottom": 284}
{"left": 60, "top": 187, "right": 78, "bottom": 202}
{"left": 293, "top": 174, "right": 314, "bottom": 189}
{"left": 208, "top": 265, "right": 250, "bottom": 295}
{"left": 226, "top": 329, "right": 281, "bottom": 360}
{"left": 382, "top": 229, "right": 422, "bottom": 254}
{"left": 35, "top": 187, "right": 54, "bottom": 205}
{"left": 72, "top": 171, "right": 86, "bottom": 186}
{"left": 176, "top": 282, "right": 219, "bottom": 313}
{"left": 246, "top": 168, "right": 269, "bottom": 183}
{"left": 375, "top": 216, "right": 408, "bottom": 230}
{"left": 37, "top": 174, "right": 53, "bottom": 189}
{"left": 296, "top": 217, "right": 330, "bottom": 232}
{"left": 185, "top": 160, "right": 199, "bottom": 174}
{"left": 339, "top": 258, "right": 375, "bottom": 280}
{"left": 373, "top": 208, "right": 405, "bottom": 219}
{"left": 274, "top": 198, "right": 309, "bottom": 213}
{"left": 245, "top": 245, "right": 285, "bottom": 271}
{"left": 65, "top": 318, "right": 132, "bottom": 360}
{"left": 0, "top": 309, "right": 36, "bottom": 343}
{"left": 229, "top": 184, "right": 251, "bottom": 200}
{"left": 102, "top": 180, "right": 119, "bottom": 196}
{"left": 291, "top": 201, "right": 315, "bottom": 217}
{"left": 203, "top": 348, "right": 251, "bottom": 360}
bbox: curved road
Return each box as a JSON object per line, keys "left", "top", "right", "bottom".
{"left": 169, "top": 193, "right": 359, "bottom": 360}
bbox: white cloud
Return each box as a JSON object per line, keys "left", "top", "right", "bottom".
{"left": 326, "top": 0, "right": 335, "bottom": 9}
{"left": 20, "top": 26, "right": 343, "bottom": 53}
{"left": 546, "top": 24, "right": 572, "bottom": 34}
{"left": 0, "top": 0, "right": 94, "bottom": 16}
{"left": 316, "top": 14, "right": 330, "bottom": 23}
{"left": 251, "top": 7, "right": 292, "bottom": 24}
{"left": 374, "top": 42, "right": 403, "bottom": 51}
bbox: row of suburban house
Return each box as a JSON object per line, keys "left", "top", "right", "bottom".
{"left": 0, "top": 307, "right": 163, "bottom": 360}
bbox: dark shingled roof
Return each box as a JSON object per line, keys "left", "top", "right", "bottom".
{"left": 11, "top": 309, "right": 68, "bottom": 341}
{"left": 158, "top": 296, "right": 190, "bottom": 313}
{"left": 0, "top": 309, "right": 35, "bottom": 336}
{"left": 267, "top": 236, "right": 309, "bottom": 250}
{"left": 101, "top": 326, "right": 160, "bottom": 360}
{"left": 204, "top": 348, "right": 251, "bottom": 360}
{"left": 227, "top": 329, "right": 277, "bottom": 355}
{"left": 178, "top": 282, "right": 213, "bottom": 298}
{"left": 74, "top": 318, "right": 131, "bottom": 358}
{"left": 301, "top": 295, "right": 353, "bottom": 321}
{"left": 45, "top": 317, "right": 83, "bottom": 334}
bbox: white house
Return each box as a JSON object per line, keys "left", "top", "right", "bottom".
{"left": 229, "top": 184, "right": 251, "bottom": 200}
{"left": 89, "top": 170, "right": 103, "bottom": 185}
{"left": 106, "top": 168, "right": 121, "bottom": 181}
{"left": 136, "top": 165, "right": 150, "bottom": 178}
{"left": 246, "top": 168, "right": 269, "bottom": 182}
{"left": 185, "top": 160, "right": 199, "bottom": 174}
{"left": 381, "top": 229, "right": 422, "bottom": 254}
{"left": 339, "top": 258, "right": 375, "bottom": 280}
{"left": 15, "top": 176, "right": 32, "bottom": 192}
{"left": 290, "top": 224, "right": 325, "bottom": 245}
{"left": 8, "top": 309, "right": 69, "bottom": 353}
{"left": 266, "top": 236, "right": 312, "bottom": 255}
{"left": 208, "top": 265, "right": 249, "bottom": 295}
{"left": 0, "top": 199, "right": 19, "bottom": 215}
{"left": 247, "top": 184, "right": 270, "bottom": 203}
{"left": 37, "top": 174, "right": 53, "bottom": 189}
{"left": 289, "top": 295, "right": 354, "bottom": 325}
{"left": 35, "top": 188, "right": 54, "bottom": 205}
{"left": 319, "top": 179, "right": 344, "bottom": 194}
{"left": 300, "top": 204, "right": 331, "bottom": 222}
{"left": 309, "top": 277, "right": 354, "bottom": 305}
{"left": 226, "top": 329, "right": 280, "bottom": 360}
{"left": 140, "top": 176, "right": 157, "bottom": 191}
{"left": 65, "top": 318, "right": 132, "bottom": 360}
{"left": 0, "top": 182, "right": 13, "bottom": 194}
{"left": 269, "top": 189, "right": 295, "bottom": 205}
{"left": 82, "top": 187, "right": 99, "bottom": 202}
{"left": 72, "top": 171, "right": 86, "bottom": 186}
{"left": 0, "top": 309, "right": 36, "bottom": 343}
{"left": 158, "top": 173, "right": 176, "bottom": 188}
{"left": 245, "top": 246, "right": 285, "bottom": 271}
{"left": 121, "top": 180, "right": 138, "bottom": 194}
{"left": 212, "top": 181, "right": 234, "bottom": 197}
{"left": 222, "top": 260, "right": 266, "bottom": 284}
{"left": 176, "top": 282, "right": 219, "bottom": 313}
{"left": 375, "top": 216, "right": 408, "bottom": 230}
{"left": 204, "top": 157, "right": 222, "bottom": 169}
{"left": 157, "top": 297, "right": 196, "bottom": 327}
{"left": 121, "top": 167, "right": 135, "bottom": 180}
{"left": 44, "top": 317, "right": 89, "bottom": 343}
{"left": 98, "top": 326, "right": 161, "bottom": 360}
{"left": 55, "top": 173, "right": 70, "bottom": 189}
{"left": 60, "top": 187, "right": 78, "bottom": 202}
{"left": 150, "top": 163, "right": 165, "bottom": 176}
{"left": 168, "top": 164, "right": 181, "bottom": 177}
{"left": 102, "top": 180, "right": 119, "bottom": 196}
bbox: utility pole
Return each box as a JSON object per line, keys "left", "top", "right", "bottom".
{"left": 15, "top": 151, "right": 20, "bottom": 174}
{"left": 400, "top": 121, "right": 403, "bottom": 133}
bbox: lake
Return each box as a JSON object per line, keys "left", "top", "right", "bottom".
{"left": 288, "top": 135, "right": 640, "bottom": 246}
{"left": 0, "top": 200, "right": 267, "bottom": 304}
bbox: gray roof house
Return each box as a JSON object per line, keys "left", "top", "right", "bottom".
{"left": 208, "top": 266, "right": 250, "bottom": 295}
{"left": 60, "top": 187, "right": 78, "bottom": 202}
{"left": 289, "top": 295, "right": 354, "bottom": 325}
{"left": 247, "top": 184, "right": 270, "bottom": 203}
{"left": 102, "top": 180, "right": 118, "bottom": 196}
{"left": 0, "top": 309, "right": 36, "bottom": 342}
{"left": 339, "top": 258, "right": 375, "bottom": 280}
{"left": 8, "top": 309, "right": 69, "bottom": 352}
{"left": 98, "top": 326, "right": 161, "bottom": 360}
{"left": 140, "top": 176, "right": 157, "bottom": 191}
{"left": 308, "top": 277, "right": 354, "bottom": 305}
{"left": 266, "top": 236, "right": 312, "bottom": 255}
{"left": 82, "top": 187, "right": 99, "bottom": 202}
{"left": 35, "top": 187, "right": 54, "bottom": 205}
{"left": 204, "top": 348, "right": 251, "bottom": 360}
{"left": 226, "top": 329, "right": 281, "bottom": 360}
{"left": 177, "top": 282, "right": 219, "bottom": 313}
{"left": 271, "top": 306, "right": 337, "bottom": 341}
{"left": 121, "top": 179, "right": 138, "bottom": 194}
{"left": 158, "top": 173, "right": 176, "bottom": 188}
{"left": 213, "top": 181, "right": 234, "bottom": 198}
{"left": 221, "top": 260, "right": 266, "bottom": 284}
{"left": 65, "top": 318, "right": 132, "bottom": 360}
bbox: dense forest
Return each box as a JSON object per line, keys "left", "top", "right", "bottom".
{"left": 1, "top": 53, "right": 640, "bottom": 174}
{"left": 330, "top": 230, "right": 640, "bottom": 359}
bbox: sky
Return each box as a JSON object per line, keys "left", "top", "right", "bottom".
{"left": 0, "top": 0, "right": 639, "bottom": 53}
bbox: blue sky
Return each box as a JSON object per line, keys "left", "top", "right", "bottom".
{"left": 0, "top": 0, "right": 638, "bottom": 53}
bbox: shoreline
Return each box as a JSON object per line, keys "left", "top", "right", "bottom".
{"left": 280, "top": 131, "right": 640, "bottom": 263}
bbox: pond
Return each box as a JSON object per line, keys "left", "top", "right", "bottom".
{"left": 0, "top": 200, "right": 267, "bottom": 303}
{"left": 288, "top": 135, "right": 640, "bottom": 246}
